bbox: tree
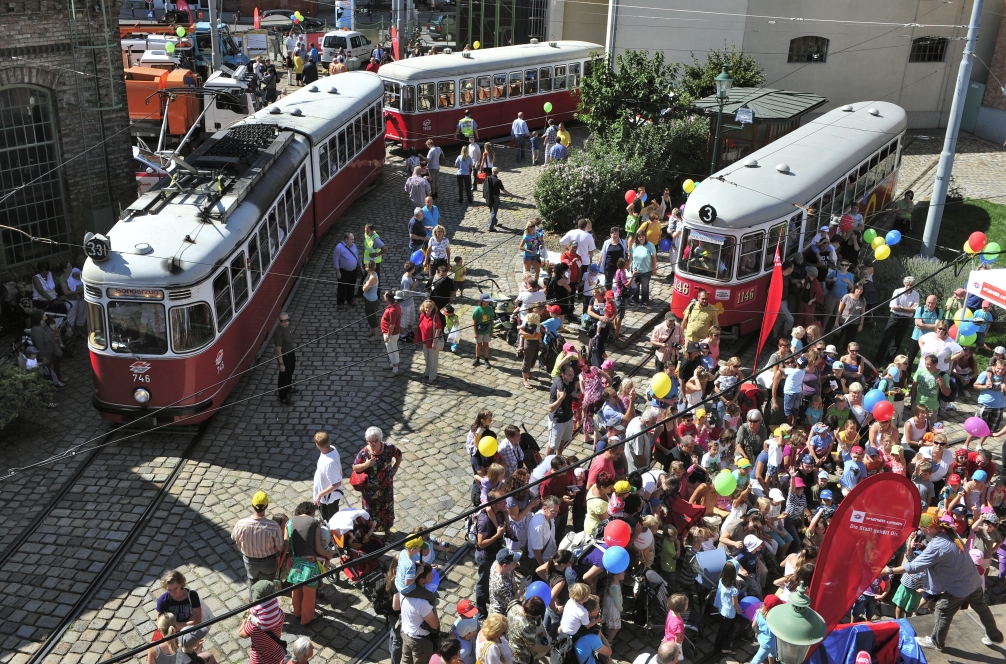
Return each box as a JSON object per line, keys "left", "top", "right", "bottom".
{"left": 680, "top": 45, "right": 766, "bottom": 101}
{"left": 576, "top": 50, "right": 683, "bottom": 138}
{"left": 0, "top": 364, "right": 54, "bottom": 432}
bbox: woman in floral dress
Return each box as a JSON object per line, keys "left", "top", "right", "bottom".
{"left": 580, "top": 361, "right": 604, "bottom": 443}
{"left": 352, "top": 426, "right": 403, "bottom": 537}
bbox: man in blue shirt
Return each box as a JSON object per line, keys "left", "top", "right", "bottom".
{"left": 823, "top": 260, "right": 854, "bottom": 329}
{"left": 782, "top": 356, "right": 807, "bottom": 425}
{"left": 332, "top": 232, "right": 360, "bottom": 306}
{"left": 511, "top": 112, "right": 530, "bottom": 161}
{"left": 909, "top": 294, "right": 942, "bottom": 368}
{"left": 422, "top": 195, "right": 440, "bottom": 229}
{"left": 547, "top": 141, "right": 568, "bottom": 162}
{"left": 970, "top": 358, "right": 1006, "bottom": 449}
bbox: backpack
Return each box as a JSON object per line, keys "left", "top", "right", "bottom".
{"left": 466, "top": 511, "right": 480, "bottom": 546}
{"left": 557, "top": 530, "right": 599, "bottom": 566}
{"left": 550, "top": 633, "right": 579, "bottom": 664}
{"left": 361, "top": 570, "right": 393, "bottom": 625}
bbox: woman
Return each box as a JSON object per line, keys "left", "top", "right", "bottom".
{"left": 902, "top": 404, "right": 930, "bottom": 450}
{"left": 286, "top": 502, "right": 332, "bottom": 624}
{"left": 381, "top": 290, "right": 402, "bottom": 374}
{"left": 545, "top": 263, "right": 573, "bottom": 319}
{"left": 416, "top": 299, "right": 445, "bottom": 383}
{"left": 519, "top": 312, "right": 542, "bottom": 390}
{"left": 455, "top": 145, "right": 473, "bottom": 203}
{"left": 505, "top": 469, "right": 539, "bottom": 556}
{"left": 951, "top": 346, "right": 978, "bottom": 396}
{"left": 425, "top": 225, "right": 451, "bottom": 280}
{"left": 598, "top": 227, "right": 627, "bottom": 290}
{"left": 60, "top": 262, "right": 85, "bottom": 336}
{"left": 536, "top": 550, "right": 573, "bottom": 637}
{"left": 352, "top": 426, "right": 403, "bottom": 537}
{"left": 845, "top": 383, "right": 871, "bottom": 431}
{"left": 684, "top": 367, "right": 711, "bottom": 411}
{"left": 630, "top": 230, "right": 657, "bottom": 305}
{"left": 30, "top": 309, "right": 63, "bottom": 387}
{"left": 586, "top": 286, "right": 613, "bottom": 367}
{"left": 506, "top": 596, "right": 549, "bottom": 664}
{"left": 579, "top": 361, "right": 605, "bottom": 442}
{"left": 474, "top": 614, "right": 512, "bottom": 664}
{"left": 583, "top": 471, "right": 615, "bottom": 535}
{"left": 520, "top": 219, "right": 544, "bottom": 282}
{"left": 868, "top": 414, "right": 899, "bottom": 454}
{"left": 797, "top": 266, "right": 823, "bottom": 327}
{"left": 147, "top": 613, "right": 180, "bottom": 664}
{"left": 237, "top": 580, "right": 285, "bottom": 664}
{"left": 833, "top": 281, "right": 867, "bottom": 348}
{"left": 840, "top": 343, "right": 874, "bottom": 391}
{"left": 32, "top": 261, "right": 59, "bottom": 310}
{"left": 361, "top": 261, "right": 381, "bottom": 340}
{"left": 429, "top": 264, "right": 455, "bottom": 311}
{"left": 639, "top": 211, "right": 664, "bottom": 251}
{"left": 481, "top": 142, "right": 496, "bottom": 179}
{"left": 156, "top": 570, "right": 204, "bottom": 626}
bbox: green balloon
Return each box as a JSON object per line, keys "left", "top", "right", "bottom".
{"left": 983, "top": 241, "right": 1001, "bottom": 263}
{"left": 713, "top": 470, "right": 737, "bottom": 497}
{"left": 863, "top": 228, "right": 877, "bottom": 243}
{"left": 176, "top": 26, "right": 186, "bottom": 37}
{"left": 165, "top": 42, "right": 176, "bottom": 53}
{"left": 543, "top": 101, "right": 553, "bottom": 113}
{"left": 959, "top": 333, "right": 978, "bottom": 346}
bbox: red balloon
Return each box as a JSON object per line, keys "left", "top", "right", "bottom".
{"left": 625, "top": 189, "right": 636, "bottom": 205}
{"left": 872, "top": 400, "right": 894, "bottom": 422}
{"left": 603, "top": 519, "right": 631, "bottom": 548}
{"left": 949, "top": 323, "right": 958, "bottom": 340}
{"left": 839, "top": 214, "right": 854, "bottom": 233}
{"left": 968, "top": 231, "right": 987, "bottom": 253}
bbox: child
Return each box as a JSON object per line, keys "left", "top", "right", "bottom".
{"left": 701, "top": 440, "right": 721, "bottom": 473}
{"left": 694, "top": 408, "right": 712, "bottom": 450}
{"left": 530, "top": 130, "right": 540, "bottom": 165}
{"left": 664, "top": 593, "right": 688, "bottom": 644}
{"left": 825, "top": 396, "right": 851, "bottom": 430}
{"left": 451, "top": 256, "right": 467, "bottom": 298}
{"left": 443, "top": 304, "right": 461, "bottom": 354}
{"left": 559, "top": 583, "right": 594, "bottom": 635}
{"left": 24, "top": 345, "right": 38, "bottom": 370}
{"left": 724, "top": 403, "right": 742, "bottom": 431}
{"left": 635, "top": 515, "right": 660, "bottom": 568}
{"left": 911, "top": 460, "right": 935, "bottom": 509}
{"left": 608, "top": 480, "right": 631, "bottom": 517}
{"left": 950, "top": 446, "right": 969, "bottom": 479}
{"left": 399, "top": 261, "right": 419, "bottom": 341}
{"left": 852, "top": 569, "right": 891, "bottom": 622}
{"left": 938, "top": 473, "right": 962, "bottom": 510}
{"left": 790, "top": 326, "right": 806, "bottom": 353}
{"left": 581, "top": 265, "right": 599, "bottom": 315}
{"left": 805, "top": 395, "right": 824, "bottom": 428}
{"left": 973, "top": 301, "right": 994, "bottom": 351}
{"left": 659, "top": 525, "right": 680, "bottom": 582}
{"left": 715, "top": 561, "right": 742, "bottom": 655}
{"left": 751, "top": 595, "right": 784, "bottom": 664}
{"left": 715, "top": 365, "right": 739, "bottom": 423}
{"left": 836, "top": 419, "right": 859, "bottom": 463}
{"left": 612, "top": 258, "right": 632, "bottom": 340}
{"left": 892, "top": 529, "right": 929, "bottom": 618}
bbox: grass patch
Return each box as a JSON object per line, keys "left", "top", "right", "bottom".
{"left": 902, "top": 198, "right": 1006, "bottom": 262}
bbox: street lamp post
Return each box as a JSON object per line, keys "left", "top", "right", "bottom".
{"left": 709, "top": 64, "right": 733, "bottom": 175}
{"left": 766, "top": 583, "right": 827, "bottom": 664}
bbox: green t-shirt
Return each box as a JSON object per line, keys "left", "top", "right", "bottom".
{"left": 912, "top": 366, "right": 940, "bottom": 412}
{"left": 472, "top": 304, "right": 495, "bottom": 333}
{"left": 625, "top": 213, "right": 639, "bottom": 236}
{"left": 825, "top": 404, "right": 850, "bottom": 430}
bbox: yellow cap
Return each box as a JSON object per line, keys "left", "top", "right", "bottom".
{"left": 695, "top": 408, "right": 706, "bottom": 419}
{"left": 614, "top": 480, "right": 631, "bottom": 494}
{"left": 252, "top": 491, "right": 269, "bottom": 509}
{"left": 405, "top": 536, "right": 425, "bottom": 549}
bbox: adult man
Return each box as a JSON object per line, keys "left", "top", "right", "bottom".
{"left": 547, "top": 363, "right": 578, "bottom": 455}
{"left": 556, "top": 122, "right": 571, "bottom": 148}
{"left": 559, "top": 218, "right": 597, "bottom": 270}
{"left": 467, "top": 135, "right": 481, "bottom": 193}
{"left": 631, "top": 639, "right": 681, "bottom": 664}
{"left": 909, "top": 294, "right": 943, "bottom": 369}
{"left": 333, "top": 232, "right": 360, "bottom": 306}
{"left": 885, "top": 514, "right": 1002, "bottom": 650}
{"left": 874, "top": 276, "right": 920, "bottom": 365}
{"left": 893, "top": 189, "right": 914, "bottom": 234}
{"left": 539, "top": 456, "right": 575, "bottom": 542}
{"left": 971, "top": 359, "right": 1006, "bottom": 449}
{"left": 823, "top": 260, "right": 855, "bottom": 330}
{"left": 372, "top": 44, "right": 385, "bottom": 62}
{"left": 547, "top": 140, "right": 568, "bottom": 162}
{"left": 625, "top": 408, "right": 659, "bottom": 474}
{"left": 472, "top": 292, "right": 495, "bottom": 368}
{"left": 273, "top": 312, "right": 296, "bottom": 405}
{"left": 681, "top": 288, "right": 719, "bottom": 342}
{"left": 483, "top": 167, "right": 514, "bottom": 232}
{"left": 511, "top": 112, "right": 530, "bottom": 161}
{"left": 918, "top": 320, "right": 964, "bottom": 374}
{"left": 737, "top": 409, "right": 767, "bottom": 463}
{"left": 405, "top": 166, "right": 431, "bottom": 207}
{"left": 455, "top": 109, "right": 479, "bottom": 141}
{"left": 422, "top": 194, "right": 440, "bottom": 229}
{"left": 528, "top": 496, "right": 560, "bottom": 564}
{"left": 425, "top": 139, "right": 443, "bottom": 198}
{"left": 313, "top": 431, "right": 343, "bottom": 522}
{"left": 475, "top": 489, "right": 508, "bottom": 617}
{"left": 543, "top": 119, "right": 558, "bottom": 164}
{"left": 400, "top": 564, "right": 441, "bottom": 664}
{"left": 230, "top": 491, "right": 284, "bottom": 600}
{"left": 363, "top": 224, "right": 385, "bottom": 274}
{"left": 365, "top": 57, "right": 380, "bottom": 73}
{"left": 409, "top": 207, "right": 430, "bottom": 253}
{"left": 667, "top": 436, "right": 697, "bottom": 473}
{"left": 650, "top": 312, "right": 682, "bottom": 373}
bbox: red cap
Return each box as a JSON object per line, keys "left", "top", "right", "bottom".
{"left": 456, "top": 599, "right": 479, "bottom": 618}
{"left": 948, "top": 473, "right": 962, "bottom": 485}
{"left": 547, "top": 304, "right": 562, "bottom": 315}
{"left": 763, "top": 595, "right": 784, "bottom": 611}
{"left": 955, "top": 448, "right": 968, "bottom": 458}
{"left": 850, "top": 445, "right": 864, "bottom": 455}
{"left": 605, "top": 290, "right": 615, "bottom": 300}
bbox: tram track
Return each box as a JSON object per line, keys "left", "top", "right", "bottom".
{"left": 0, "top": 420, "right": 211, "bottom": 664}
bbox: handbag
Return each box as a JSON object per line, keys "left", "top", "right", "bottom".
{"left": 350, "top": 469, "right": 369, "bottom": 491}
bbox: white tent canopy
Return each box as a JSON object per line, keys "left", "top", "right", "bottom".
{"left": 965, "top": 269, "right": 1006, "bottom": 309}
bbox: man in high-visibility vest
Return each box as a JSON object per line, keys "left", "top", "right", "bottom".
{"left": 455, "top": 110, "right": 479, "bottom": 141}
{"left": 363, "top": 223, "right": 385, "bottom": 274}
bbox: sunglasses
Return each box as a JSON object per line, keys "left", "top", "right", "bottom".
{"left": 280, "top": 318, "right": 291, "bottom": 322}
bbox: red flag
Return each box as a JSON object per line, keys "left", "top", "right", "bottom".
{"left": 754, "top": 233, "right": 783, "bottom": 368}
{"left": 253, "top": 7, "right": 260, "bottom": 29}
{"left": 391, "top": 26, "right": 400, "bottom": 62}
{"left": 175, "top": 0, "right": 193, "bottom": 23}
{"left": 808, "top": 473, "right": 920, "bottom": 641}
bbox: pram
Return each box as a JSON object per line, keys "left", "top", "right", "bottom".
{"left": 631, "top": 569, "right": 670, "bottom": 632}
{"left": 474, "top": 279, "right": 517, "bottom": 343}
{"left": 675, "top": 547, "right": 723, "bottom": 659}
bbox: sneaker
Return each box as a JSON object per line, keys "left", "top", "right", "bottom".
{"left": 963, "top": 388, "right": 972, "bottom": 398}
{"left": 944, "top": 402, "right": 957, "bottom": 411}
{"left": 982, "top": 636, "right": 1004, "bottom": 647}
{"left": 392, "top": 366, "right": 399, "bottom": 374}
{"left": 484, "top": 360, "right": 492, "bottom": 369}
{"left": 472, "top": 358, "right": 481, "bottom": 367}
{"left": 915, "top": 636, "right": 941, "bottom": 651}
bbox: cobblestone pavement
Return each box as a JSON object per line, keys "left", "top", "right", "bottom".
{"left": 898, "top": 130, "right": 1006, "bottom": 201}
{"left": 2, "top": 128, "right": 1004, "bottom": 664}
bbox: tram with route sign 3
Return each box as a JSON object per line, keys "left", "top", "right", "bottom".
{"left": 379, "top": 41, "right": 602, "bottom": 150}
{"left": 671, "top": 101, "right": 908, "bottom": 336}
{"left": 82, "top": 72, "right": 386, "bottom": 424}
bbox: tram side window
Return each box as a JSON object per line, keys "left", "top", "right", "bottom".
{"left": 384, "top": 81, "right": 400, "bottom": 110}
{"left": 509, "top": 72, "right": 522, "bottom": 97}
{"left": 268, "top": 209, "right": 279, "bottom": 257}
{"left": 298, "top": 168, "right": 308, "bottom": 214}
{"left": 86, "top": 301, "right": 106, "bottom": 349}
{"left": 877, "top": 145, "right": 891, "bottom": 180}
{"left": 460, "top": 77, "right": 475, "bottom": 106}
{"left": 832, "top": 179, "right": 846, "bottom": 218}
{"left": 764, "top": 222, "right": 788, "bottom": 272}
{"left": 569, "top": 63, "right": 581, "bottom": 88}
{"left": 820, "top": 188, "right": 834, "bottom": 224}
{"left": 231, "top": 252, "right": 249, "bottom": 310}
{"left": 737, "top": 231, "right": 764, "bottom": 279}
{"left": 319, "top": 143, "right": 330, "bottom": 184}
{"left": 108, "top": 301, "right": 168, "bottom": 355}
{"left": 893, "top": 138, "right": 902, "bottom": 169}
{"left": 554, "top": 65, "right": 567, "bottom": 90}
{"left": 475, "top": 76, "right": 490, "bottom": 103}
{"left": 679, "top": 228, "right": 734, "bottom": 281}
{"left": 354, "top": 117, "right": 363, "bottom": 155}
{"left": 285, "top": 188, "right": 296, "bottom": 230}
{"left": 402, "top": 85, "right": 416, "bottom": 112}
{"left": 438, "top": 80, "right": 455, "bottom": 109}
{"left": 867, "top": 153, "right": 880, "bottom": 189}
{"left": 258, "top": 224, "right": 272, "bottom": 268}
{"left": 493, "top": 73, "right": 507, "bottom": 100}
{"left": 804, "top": 199, "right": 821, "bottom": 249}
{"left": 169, "top": 302, "right": 215, "bottom": 353}
{"left": 418, "top": 83, "right": 435, "bottom": 111}
{"left": 524, "top": 69, "right": 537, "bottom": 95}
{"left": 854, "top": 161, "right": 869, "bottom": 201}
{"left": 248, "top": 234, "right": 262, "bottom": 289}
{"left": 212, "top": 269, "right": 233, "bottom": 329}
{"left": 539, "top": 67, "right": 551, "bottom": 92}
{"left": 787, "top": 213, "right": 803, "bottom": 258}
{"left": 329, "top": 135, "right": 339, "bottom": 174}
{"left": 276, "top": 197, "right": 288, "bottom": 242}
{"left": 338, "top": 129, "right": 347, "bottom": 168}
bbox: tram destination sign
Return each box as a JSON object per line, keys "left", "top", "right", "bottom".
{"left": 83, "top": 232, "right": 111, "bottom": 262}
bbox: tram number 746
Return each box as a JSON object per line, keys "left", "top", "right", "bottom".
{"left": 133, "top": 373, "right": 151, "bottom": 383}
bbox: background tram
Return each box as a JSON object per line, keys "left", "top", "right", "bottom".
{"left": 379, "top": 41, "right": 602, "bottom": 150}
{"left": 671, "top": 101, "right": 909, "bottom": 336}
{"left": 82, "top": 73, "right": 386, "bottom": 425}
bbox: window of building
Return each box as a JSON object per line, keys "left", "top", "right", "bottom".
{"left": 460, "top": 77, "right": 476, "bottom": 105}
{"left": 418, "top": 82, "right": 435, "bottom": 110}
{"left": 539, "top": 67, "right": 552, "bottom": 92}
{"left": 212, "top": 269, "right": 233, "bottom": 329}
{"left": 169, "top": 302, "right": 215, "bottom": 353}
{"left": 509, "top": 71, "right": 522, "bottom": 97}
{"left": 554, "top": 65, "right": 567, "bottom": 90}
{"left": 493, "top": 73, "right": 507, "bottom": 100}
{"left": 437, "top": 80, "right": 455, "bottom": 109}
{"left": 0, "top": 86, "right": 69, "bottom": 267}
{"left": 787, "top": 37, "right": 829, "bottom": 63}
{"left": 910, "top": 37, "right": 948, "bottom": 63}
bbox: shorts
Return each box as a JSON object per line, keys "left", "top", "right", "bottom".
{"left": 977, "top": 405, "right": 1003, "bottom": 435}
{"left": 547, "top": 417, "right": 574, "bottom": 451}
{"left": 891, "top": 584, "right": 922, "bottom": 613}
{"left": 784, "top": 392, "right": 803, "bottom": 417}
{"left": 851, "top": 593, "right": 878, "bottom": 621}
{"left": 475, "top": 332, "right": 491, "bottom": 343}
{"left": 766, "top": 464, "right": 779, "bottom": 479}
{"left": 523, "top": 255, "right": 541, "bottom": 264}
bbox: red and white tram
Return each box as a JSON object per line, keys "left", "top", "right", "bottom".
{"left": 671, "top": 101, "right": 908, "bottom": 336}
{"left": 82, "top": 72, "right": 386, "bottom": 424}
{"left": 379, "top": 41, "right": 602, "bottom": 150}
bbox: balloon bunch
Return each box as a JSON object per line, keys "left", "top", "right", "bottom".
{"left": 682, "top": 179, "right": 699, "bottom": 194}
{"left": 948, "top": 308, "right": 979, "bottom": 346}
{"left": 863, "top": 227, "right": 901, "bottom": 261}
{"left": 964, "top": 231, "right": 1001, "bottom": 265}
{"left": 291, "top": 10, "right": 304, "bottom": 24}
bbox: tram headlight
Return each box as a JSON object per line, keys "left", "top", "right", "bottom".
{"left": 133, "top": 387, "right": 151, "bottom": 404}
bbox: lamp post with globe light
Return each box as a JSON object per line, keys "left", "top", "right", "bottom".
{"left": 709, "top": 64, "right": 733, "bottom": 175}
{"left": 766, "top": 583, "right": 827, "bottom": 664}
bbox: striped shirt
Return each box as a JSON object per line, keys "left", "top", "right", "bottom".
{"left": 247, "top": 597, "right": 285, "bottom": 664}
{"left": 231, "top": 516, "right": 284, "bottom": 559}
{"left": 785, "top": 492, "right": 807, "bottom": 520}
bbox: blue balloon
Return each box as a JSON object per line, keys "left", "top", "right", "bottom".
{"left": 525, "top": 580, "right": 552, "bottom": 605}
{"left": 959, "top": 321, "right": 977, "bottom": 337}
{"left": 863, "top": 388, "right": 886, "bottom": 413}
{"left": 410, "top": 250, "right": 425, "bottom": 266}
{"left": 602, "top": 545, "right": 630, "bottom": 574}
{"left": 885, "top": 229, "right": 902, "bottom": 246}
{"left": 981, "top": 255, "right": 996, "bottom": 265}
{"left": 739, "top": 596, "right": 761, "bottom": 613}
{"left": 658, "top": 238, "right": 672, "bottom": 252}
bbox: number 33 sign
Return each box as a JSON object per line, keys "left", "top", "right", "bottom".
{"left": 698, "top": 205, "right": 717, "bottom": 224}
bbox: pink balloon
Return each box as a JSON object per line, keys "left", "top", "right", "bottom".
{"left": 964, "top": 416, "right": 991, "bottom": 438}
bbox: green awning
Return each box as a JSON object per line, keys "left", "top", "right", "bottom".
{"left": 691, "top": 88, "right": 828, "bottom": 121}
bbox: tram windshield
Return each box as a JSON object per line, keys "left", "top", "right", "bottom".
{"left": 108, "top": 301, "right": 168, "bottom": 355}
{"left": 678, "top": 228, "right": 734, "bottom": 281}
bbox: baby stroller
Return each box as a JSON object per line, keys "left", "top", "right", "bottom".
{"left": 631, "top": 569, "right": 670, "bottom": 632}
{"left": 475, "top": 280, "right": 516, "bottom": 343}
{"left": 675, "top": 547, "right": 721, "bottom": 659}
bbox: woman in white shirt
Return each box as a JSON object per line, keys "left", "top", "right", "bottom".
{"left": 425, "top": 225, "right": 451, "bottom": 279}
{"left": 474, "top": 613, "right": 513, "bottom": 664}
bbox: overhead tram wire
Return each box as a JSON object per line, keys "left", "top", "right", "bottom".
{"left": 98, "top": 247, "right": 970, "bottom": 664}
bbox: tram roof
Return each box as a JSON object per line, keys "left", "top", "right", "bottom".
{"left": 245, "top": 71, "right": 384, "bottom": 146}
{"left": 378, "top": 41, "right": 603, "bottom": 82}
{"left": 683, "top": 101, "right": 908, "bottom": 230}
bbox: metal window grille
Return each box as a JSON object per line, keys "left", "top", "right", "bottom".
{"left": 909, "top": 37, "right": 948, "bottom": 63}
{"left": 787, "top": 37, "right": 829, "bottom": 63}
{"left": 0, "top": 86, "right": 69, "bottom": 268}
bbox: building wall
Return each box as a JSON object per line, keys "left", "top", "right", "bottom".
{"left": 547, "top": 0, "right": 607, "bottom": 45}
{"left": 0, "top": 1, "right": 136, "bottom": 271}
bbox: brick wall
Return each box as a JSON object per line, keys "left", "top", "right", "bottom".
{"left": 982, "top": 13, "right": 1006, "bottom": 111}
{"left": 0, "top": 1, "right": 136, "bottom": 269}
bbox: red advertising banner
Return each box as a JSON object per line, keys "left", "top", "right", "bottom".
{"left": 754, "top": 234, "right": 782, "bottom": 368}
{"left": 808, "top": 473, "right": 921, "bottom": 637}
{"left": 391, "top": 26, "right": 401, "bottom": 62}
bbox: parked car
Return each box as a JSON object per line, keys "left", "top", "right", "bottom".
{"left": 261, "top": 9, "right": 326, "bottom": 31}
{"left": 427, "top": 14, "right": 456, "bottom": 41}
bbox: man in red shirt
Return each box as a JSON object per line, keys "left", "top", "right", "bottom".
{"left": 539, "top": 456, "right": 576, "bottom": 543}
{"left": 587, "top": 441, "right": 621, "bottom": 489}
{"left": 967, "top": 448, "right": 997, "bottom": 478}
{"left": 365, "top": 57, "right": 381, "bottom": 73}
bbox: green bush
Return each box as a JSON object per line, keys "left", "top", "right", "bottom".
{"left": 873, "top": 254, "right": 965, "bottom": 306}
{"left": 0, "top": 363, "right": 54, "bottom": 431}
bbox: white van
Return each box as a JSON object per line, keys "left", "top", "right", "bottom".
{"left": 320, "top": 29, "right": 373, "bottom": 69}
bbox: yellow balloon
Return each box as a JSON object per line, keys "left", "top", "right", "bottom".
{"left": 964, "top": 240, "right": 978, "bottom": 255}
{"left": 954, "top": 308, "right": 974, "bottom": 323}
{"left": 478, "top": 436, "right": 498, "bottom": 457}
{"left": 682, "top": 179, "right": 695, "bottom": 194}
{"left": 871, "top": 236, "right": 886, "bottom": 249}
{"left": 650, "top": 373, "right": 671, "bottom": 399}
{"left": 874, "top": 244, "right": 891, "bottom": 260}
{"left": 473, "top": 41, "right": 481, "bottom": 49}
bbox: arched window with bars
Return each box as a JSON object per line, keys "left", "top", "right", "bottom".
{"left": 788, "top": 37, "right": 830, "bottom": 63}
